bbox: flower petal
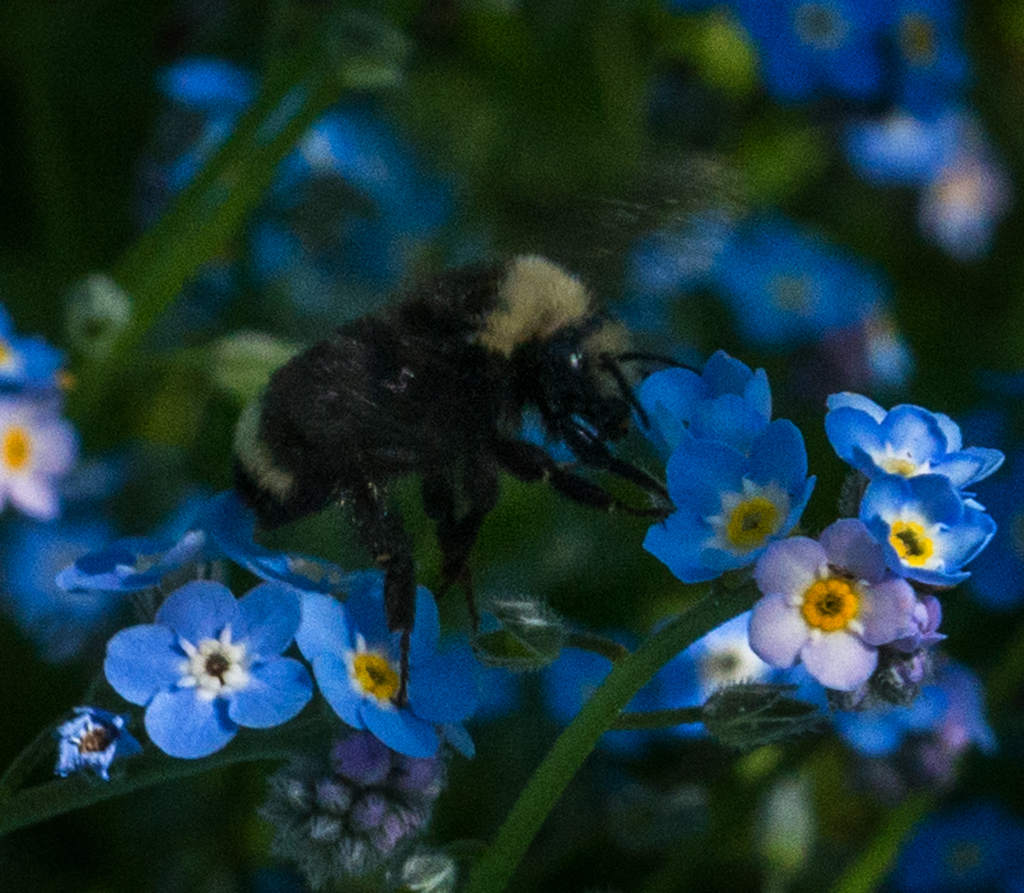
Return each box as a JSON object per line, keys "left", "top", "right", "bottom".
{"left": 229, "top": 656, "right": 312, "bottom": 728}
{"left": 236, "top": 582, "right": 302, "bottom": 656}
{"left": 754, "top": 537, "right": 825, "bottom": 597}
{"left": 104, "top": 624, "right": 182, "bottom": 705}
{"left": 407, "top": 646, "right": 478, "bottom": 723}
{"left": 296, "top": 592, "right": 352, "bottom": 660}
{"left": 312, "top": 651, "right": 365, "bottom": 729}
{"left": 361, "top": 701, "right": 440, "bottom": 758}
{"left": 145, "top": 688, "right": 237, "bottom": 758}
{"left": 155, "top": 580, "right": 239, "bottom": 644}
{"left": 748, "top": 593, "right": 809, "bottom": 669}
{"left": 800, "top": 632, "right": 877, "bottom": 691}
{"left": 819, "top": 519, "right": 886, "bottom": 582}
{"left": 859, "top": 577, "right": 918, "bottom": 646}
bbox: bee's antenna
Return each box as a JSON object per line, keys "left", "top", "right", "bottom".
{"left": 599, "top": 354, "right": 651, "bottom": 427}
{"left": 615, "top": 351, "right": 697, "bottom": 371}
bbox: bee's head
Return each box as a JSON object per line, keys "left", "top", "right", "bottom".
{"left": 532, "top": 315, "right": 635, "bottom": 443}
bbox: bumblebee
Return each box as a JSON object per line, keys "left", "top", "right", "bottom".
{"left": 233, "top": 255, "right": 668, "bottom": 700}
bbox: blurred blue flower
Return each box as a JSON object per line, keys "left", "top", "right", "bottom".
{"left": 0, "top": 393, "right": 78, "bottom": 521}
{"left": 639, "top": 612, "right": 774, "bottom": 738}
{"left": 918, "top": 114, "right": 1013, "bottom": 262}
{"left": 887, "top": 0, "right": 971, "bottom": 116}
{"left": 859, "top": 474, "right": 996, "bottom": 586}
{"left": 57, "top": 490, "right": 350, "bottom": 595}
{"left": 251, "top": 107, "right": 452, "bottom": 315}
{"left": 825, "top": 393, "right": 1004, "bottom": 489}
{"left": 967, "top": 450, "right": 1024, "bottom": 610}
{"left": 2, "top": 516, "right": 120, "bottom": 662}
{"left": 709, "top": 214, "right": 888, "bottom": 347}
{"left": 750, "top": 520, "right": 918, "bottom": 691}
{"left": 105, "top": 580, "right": 313, "bottom": 758}
{"left": 471, "top": 659, "right": 524, "bottom": 723}
{"left": 890, "top": 800, "right": 1024, "bottom": 892}
{"left": 645, "top": 417, "right": 814, "bottom": 583}
{"left": 837, "top": 660, "right": 994, "bottom": 762}
{"left": 158, "top": 56, "right": 256, "bottom": 112}
{"left": 296, "top": 573, "right": 477, "bottom": 758}
{"left": 0, "top": 304, "right": 65, "bottom": 392}
{"left": 141, "top": 57, "right": 452, "bottom": 323}
{"left": 835, "top": 677, "right": 946, "bottom": 757}
{"left": 733, "top": 0, "right": 889, "bottom": 103}
{"left": 637, "top": 350, "right": 771, "bottom": 459}
{"left": 55, "top": 707, "right": 142, "bottom": 781}
{"left": 843, "top": 110, "right": 952, "bottom": 186}
{"left": 622, "top": 209, "right": 736, "bottom": 325}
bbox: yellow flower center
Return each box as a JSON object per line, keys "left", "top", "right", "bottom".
{"left": 0, "top": 340, "right": 11, "bottom": 367}
{"left": 352, "top": 652, "right": 400, "bottom": 702}
{"left": 879, "top": 456, "right": 918, "bottom": 477}
{"left": 726, "top": 496, "right": 782, "bottom": 551}
{"left": 889, "top": 520, "right": 934, "bottom": 567}
{"left": 900, "top": 13, "right": 936, "bottom": 65}
{"left": 794, "top": 3, "right": 847, "bottom": 50}
{"left": 2, "top": 426, "right": 31, "bottom": 471}
{"left": 769, "top": 274, "right": 813, "bottom": 315}
{"left": 801, "top": 577, "right": 860, "bottom": 632}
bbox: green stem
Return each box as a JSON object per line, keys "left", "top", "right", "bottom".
{"left": 68, "top": 10, "right": 406, "bottom": 421}
{"left": 465, "top": 582, "right": 759, "bottom": 893}
{"left": 565, "top": 630, "right": 631, "bottom": 662}
{"left": 613, "top": 706, "right": 704, "bottom": 730}
{"left": 827, "top": 794, "right": 932, "bottom": 893}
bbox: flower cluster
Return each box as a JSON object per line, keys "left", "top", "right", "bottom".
{"left": 0, "top": 304, "right": 77, "bottom": 520}
{"left": 747, "top": 393, "right": 1000, "bottom": 699}
{"left": 640, "top": 351, "right": 815, "bottom": 583}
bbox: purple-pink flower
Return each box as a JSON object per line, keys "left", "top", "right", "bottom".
{"left": 749, "top": 519, "right": 919, "bottom": 691}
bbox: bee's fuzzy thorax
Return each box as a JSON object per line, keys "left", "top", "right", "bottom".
{"left": 477, "top": 255, "right": 592, "bottom": 357}
{"left": 233, "top": 396, "right": 296, "bottom": 501}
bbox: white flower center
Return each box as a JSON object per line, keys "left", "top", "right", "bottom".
{"left": 871, "top": 443, "right": 928, "bottom": 478}
{"left": 178, "top": 625, "right": 251, "bottom": 700}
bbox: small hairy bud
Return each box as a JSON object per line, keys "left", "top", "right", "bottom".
{"left": 64, "top": 273, "right": 133, "bottom": 359}
{"left": 391, "top": 849, "right": 458, "bottom": 893}
{"left": 702, "top": 683, "right": 827, "bottom": 750}
{"left": 259, "top": 732, "right": 446, "bottom": 890}
{"left": 473, "top": 596, "right": 565, "bottom": 671}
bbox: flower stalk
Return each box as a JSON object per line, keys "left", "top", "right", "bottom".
{"left": 464, "top": 580, "right": 760, "bottom": 893}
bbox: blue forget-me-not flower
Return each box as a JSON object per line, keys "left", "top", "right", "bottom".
{"left": 296, "top": 572, "right": 477, "bottom": 758}
{"left": 55, "top": 706, "right": 142, "bottom": 781}
{"left": 57, "top": 490, "right": 349, "bottom": 596}
{"left": 104, "top": 580, "right": 313, "bottom": 758}
{"left": 825, "top": 392, "right": 1004, "bottom": 489}
{"left": 749, "top": 519, "right": 919, "bottom": 691}
{"left": 859, "top": 474, "right": 996, "bottom": 587}
{"left": 641, "top": 353, "right": 814, "bottom": 583}
{"left": 732, "top": 0, "right": 889, "bottom": 103}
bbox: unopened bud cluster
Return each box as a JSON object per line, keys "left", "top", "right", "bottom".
{"left": 260, "top": 731, "right": 446, "bottom": 890}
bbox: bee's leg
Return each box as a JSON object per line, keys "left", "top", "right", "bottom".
{"left": 495, "top": 440, "right": 669, "bottom": 518}
{"left": 560, "top": 422, "right": 669, "bottom": 499}
{"left": 421, "top": 464, "right": 499, "bottom": 631}
{"left": 350, "top": 482, "right": 416, "bottom": 706}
